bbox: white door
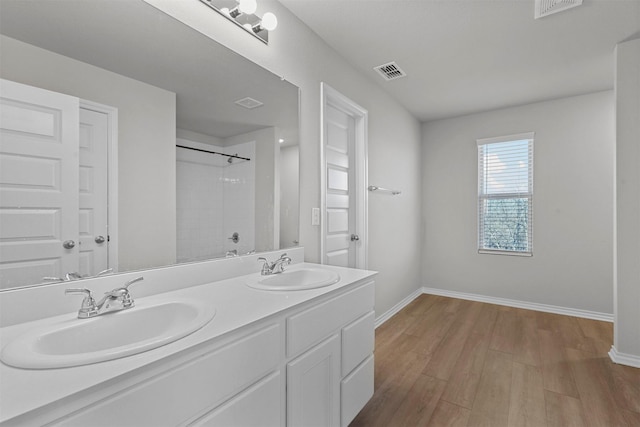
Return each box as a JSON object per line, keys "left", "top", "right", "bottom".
{"left": 321, "top": 83, "right": 368, "bottom": 269}
{"left": 0, "top": 79, "right": 79, "bottom": 288}
{"left": 78, "top": 108, "right": 109, "bottom": 276}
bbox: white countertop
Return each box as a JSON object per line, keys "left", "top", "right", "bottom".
{"left": 0, "top": 263, "right": 376, "bottom": 423}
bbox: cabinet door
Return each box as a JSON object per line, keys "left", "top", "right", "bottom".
{"left": 287, "top": 334, "right": 340, "bottom": 427}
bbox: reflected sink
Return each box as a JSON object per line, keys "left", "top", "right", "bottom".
{"left": 247, "top": 267, "right": 340, "bottom": 291}
{"left": 1, "top": 299, "right": 215, "bottom": 369}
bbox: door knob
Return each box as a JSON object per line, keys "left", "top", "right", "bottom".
{"left": 63, "top": 240, "right": 76, "bottom": 249}
{"left": 95, "top": 235, "right": 106, "bottom": 244}
{"left": 350, "top": 234, "right": 360, "bottom": 242}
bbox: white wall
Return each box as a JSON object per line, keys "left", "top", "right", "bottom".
{"left": 614, "top": 37, "right": 640, "bottom": 362}
{"left": 144, "top": 0, "right": 424, "bottom": 316}
{"left": 422, "top": 91, "right": 615, "bottom": 315}
{"left": 0, "top": 35, "right": 177, "bottom": 272}
{"left": 280, "top": 145, "right": 300, "bottom": 249}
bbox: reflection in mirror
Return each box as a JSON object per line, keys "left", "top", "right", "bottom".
{"left": 0, "top": 0, "right": 299, "bottom": 291}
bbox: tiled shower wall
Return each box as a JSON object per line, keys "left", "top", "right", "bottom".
{"left": 176, "top": 140, "right": 255, "bottom": 262}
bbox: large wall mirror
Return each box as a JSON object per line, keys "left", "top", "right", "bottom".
{"left": 0, "top": 0, "right": 300, "bottom": 290}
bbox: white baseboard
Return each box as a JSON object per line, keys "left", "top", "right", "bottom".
{"left": 609, "top": 346, "right": 640, "bottom": 368}
{"left": 421, "top": 286, "right": 614, "bottom": 322}
{"left": 375, "top": 287, "right": 423, "bottom": 329}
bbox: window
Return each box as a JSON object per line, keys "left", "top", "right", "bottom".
{"left": 477, "top": 133, "right": 534, "bottom": 256}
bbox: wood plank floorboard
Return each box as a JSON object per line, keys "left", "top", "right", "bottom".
{"left": 350, "top": 294, "right": 640, "bottom": 427}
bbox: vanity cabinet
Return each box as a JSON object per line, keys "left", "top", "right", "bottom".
{"left": 5, "top": 278, "right": 375, "bottom": 427}
{"left": 286, "top": 281, "right": 375, "bottom": 427}
{"left": 53, "top": 324, "right": 282, "bottom": 427}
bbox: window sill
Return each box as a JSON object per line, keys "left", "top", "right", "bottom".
{"left": 478, "top": 250, "right": 533, "bottom": 257}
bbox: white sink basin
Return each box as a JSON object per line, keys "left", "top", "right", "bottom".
{"left": 247, "top": 267, "right": 340, "bottom": 291}
{"left": 0, "top": 299, "right": 215, "bottom": 369}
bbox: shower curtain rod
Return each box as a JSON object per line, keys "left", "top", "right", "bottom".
{"left": 176, "top": 144, "right": 251, "bottom": 161}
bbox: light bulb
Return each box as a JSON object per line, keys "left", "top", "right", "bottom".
{"left": 243, "top": 23, "right": 253, "bottom": 32}
{"left": 261, "top": 12, "right": 278, "bottom": 31}
{"left": 238, "top": 0, "right": 257, "bottom": 15}
{"left": 220, "top": 7, "right": 230, "bottom": 16}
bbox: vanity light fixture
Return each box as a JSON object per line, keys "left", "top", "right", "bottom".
{"left": 199, "top": 0, "right": 278, "bottom": 44}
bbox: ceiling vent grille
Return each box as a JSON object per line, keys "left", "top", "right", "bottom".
{"left": 535, "top": 0, "right": 583, "bottom": 19}
{"left": 235, "top": 97, "right": 263, "bottom": 109}
{"left": 374, "top": 62, "right": 407, "bottom": 81}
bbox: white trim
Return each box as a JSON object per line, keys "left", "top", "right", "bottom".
{"left": 320, "top": 83, "right": 369, "bottom": 269}
{"left": 79, "top": 100, "right": 119, "bottom": 273}
{"left": 374, "top": 287, "right": 423, "bottom": 329}
{"left": 477, "top": 131, "right": 535, "bottom": 146}
{"left": 421, "top": 286, "right": 613, "bottom": 322}
{"left": 608, "top": 346, "right": 640, "bottom": 368}
{"left": 477, "top": 136, "right": 534, "bottom": 255}
{"left": 478, "top": 249, "right": 533, "bottom": 257}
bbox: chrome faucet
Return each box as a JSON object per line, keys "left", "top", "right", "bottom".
{"left": 43, "top": 268, "right": 113, "bottom": 283}
{"left": 257, "top": 253, "right": 292, "bottom": 275}
{"left": 66, "top": 276, "right": 143, "bottom": 319}
{"left": 43, "top": 272, "right": 83, "bottom": 282}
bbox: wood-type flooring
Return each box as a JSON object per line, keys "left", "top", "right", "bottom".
{"left": 350, "top": 294, "right": 640, "bottom": 427}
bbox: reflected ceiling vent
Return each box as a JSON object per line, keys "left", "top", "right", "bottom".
{"left": 373, "top": 61, "right": 407, "bottom": 81}
{"left": 535, "top": 0, "right": 582, "bottom": 19}
{"left": 235, "top": 97, "right": 263, "bottom": 109}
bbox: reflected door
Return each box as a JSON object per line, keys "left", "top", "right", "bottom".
{"left": 78, "top": 108, "right": 109, "bottom": 276}
{"left": 0, "top": 79, "right": 79, "bottom": 288}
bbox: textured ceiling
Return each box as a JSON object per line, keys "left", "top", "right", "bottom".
{"left": 279, "top": 0, "right": 640, "bottom": 121}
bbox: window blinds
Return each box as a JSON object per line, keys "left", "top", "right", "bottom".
{"left": 477, "top": 133, "right": 534, "bottom": 256}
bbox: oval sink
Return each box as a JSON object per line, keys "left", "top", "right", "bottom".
{"left": 247, "top": 267, "right": 340, "bottom": 291}
{"left": 1, "top": 299, "right": 215, "bottom": 369}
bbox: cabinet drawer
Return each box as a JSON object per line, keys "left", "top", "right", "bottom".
{"left": 193, "top": 371, "right": 281, "bottom": 427}
{"left": 287, "top": 281, "right": 374, "bottom": 357}
{"left": 342, "top": 311, "right": 375, "bottom": 377}
{"left": 59, "top": 324, "right": 280, "bottom": 427}
{"left": 340, "top": 355, "right": 374, "bottom": 427}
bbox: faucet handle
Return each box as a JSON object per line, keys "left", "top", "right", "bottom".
{"left": 123, "top": 276, "right": 144, "bottom": 290}
{"left": 65, "top": 287, "right": 93, "bottom": 297}
{"left": 65, "top": 288, "right": 97, "bottom": 314}
{"left": 104, "top": 277, "right": 143, "bottom": 309}
{"left": 107, "top": 276, "right": 143, "bottom": 297}
{"left": 258, "top": 257, "right": 273, "bottom": 275}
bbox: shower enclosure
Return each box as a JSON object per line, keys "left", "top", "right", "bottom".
{"left": 176, "top": 139, "right": 256, "bottom": 262}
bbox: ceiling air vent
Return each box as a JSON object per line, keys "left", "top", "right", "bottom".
{"left": 235, "top": 97, "right": 263, "bottom": 109}
{"left": 374, "top": 62, "right": 407, "bottom": 81}
{"left": 535, "top": 0, "right": 583, "bottom": 19}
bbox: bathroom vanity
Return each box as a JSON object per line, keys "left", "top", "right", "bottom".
{"left": 0, "top": 251, "right": 376, "bottom": 426}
